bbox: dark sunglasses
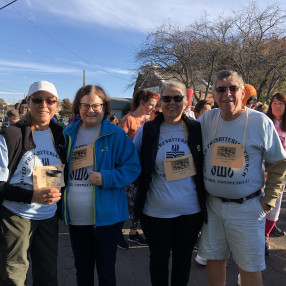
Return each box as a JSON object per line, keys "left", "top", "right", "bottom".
{"left": 161, "top": 95, "right": 184, "bottom": 103}
{"left": 215, "top": 86, "right": 240, "bottom": 93}
{"left": 30, "top": 97, "right": 57, "bottom": 105}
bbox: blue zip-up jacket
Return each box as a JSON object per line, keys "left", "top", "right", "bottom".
{"left": 63, "top": 119, "right": 141, "bottom": 226}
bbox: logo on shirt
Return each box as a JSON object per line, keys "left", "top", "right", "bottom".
{"left": 166, "top": 145, "right": 185, "bottom": 158}
{"left": 211, "top": 166, "right": 234, "bottom": 178}
{"left": 70, "top": 168, "right": 89, "bottom": 180}
{"left": 42, "top": 158, "right": 50, "bottom": 166}
{"left": 101, "top": 146, "right": 109, "bottom": 152}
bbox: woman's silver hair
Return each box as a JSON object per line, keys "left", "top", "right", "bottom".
{"left": 212, "top": 70, "right": 245, "bottom": 91}
{"left": 159, "top": 81, "right": 188, "bottom": 104}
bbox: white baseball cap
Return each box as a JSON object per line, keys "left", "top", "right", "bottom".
{"left": 27, "top": 81, "right": 58, "bottom": 98}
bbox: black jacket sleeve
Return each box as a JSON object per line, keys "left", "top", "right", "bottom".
{"left": 0, "top": 182, "right": 33, "bottom": 204}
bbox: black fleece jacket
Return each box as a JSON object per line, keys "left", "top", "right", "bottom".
{"left": 0, "top": 119, "right": 67, "bottom": 209}
{"left": 134, "top": 112, "right": 207, "bottom": 222}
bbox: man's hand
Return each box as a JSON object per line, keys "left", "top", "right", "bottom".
{"left": 32, "top": 187, "right": 61, "bottom": 205}
{"left": 260, "top": 201, "right": 272, "bottom": 215}
{"left": 90, "top": 171, "right": 103, "bottom": 186}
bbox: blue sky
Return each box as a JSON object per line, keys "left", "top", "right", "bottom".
{"left": 0, "top": 0, "right": 285, "bottom": 104}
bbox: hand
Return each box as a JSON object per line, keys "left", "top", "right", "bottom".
{"left": 90, "top": 171, "right": 103, "bottom": 186}
{"left": 260, "top": 201, "right": 272, "bottom": 215}
{"left": 32, "top": 187, "right": 61, "bottom": 205}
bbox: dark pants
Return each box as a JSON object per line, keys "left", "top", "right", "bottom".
{"left": 124, "top": 184, "right": 139, "bottom": 230}
{"left": 0, "top": 205, "right": 58, "bottom": 286}
{"left": 141, "top": 213, "right": 203, "bottom": 286}
{"left": 69, "top": 221, "right": 123, "bottom": 286}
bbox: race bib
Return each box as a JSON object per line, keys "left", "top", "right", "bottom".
{"left": 70, "top": 144, "right": 94, "bottom": 171}
{"left": 210, "top": 143, "right": 244, "bottom": 168}
{"left": 164, "top": 154, "right": 197, "bottom": 182}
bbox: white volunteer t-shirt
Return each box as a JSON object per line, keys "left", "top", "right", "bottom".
{"left": 198, "top": 108, "right": 286, "bottom": 198}
{"left": 134, "top": 123, "right": 201, "bottom": 218}
{"left": 2, "top": 128, "right": 61, "bottom": 220}
{"left": 67, "top": 126, "right": 100, "bottom": 225}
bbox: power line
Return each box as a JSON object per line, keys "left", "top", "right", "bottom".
{"left": 0, "top": 0, "right": 17, "bottom": 11}
{"left": 7, "top": 3, "right": 129, "bottom": 81}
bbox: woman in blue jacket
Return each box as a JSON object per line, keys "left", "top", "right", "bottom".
{"left": 63, "top": 85, "right": 141, "bottom": 286}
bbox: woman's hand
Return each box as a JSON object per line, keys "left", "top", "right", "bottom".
{"left": 32, "top": 187, "right": 61, "bottom": 205}
{"left": 90, "top": 171, "right": 103, "bottom": 186}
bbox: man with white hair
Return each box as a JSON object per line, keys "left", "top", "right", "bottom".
{"left": 198, "top": 70, "right": 286, "bottom": 286}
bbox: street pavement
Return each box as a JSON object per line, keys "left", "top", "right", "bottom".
{"left": 27, "top": 193, "right": 286, "bottom": 285}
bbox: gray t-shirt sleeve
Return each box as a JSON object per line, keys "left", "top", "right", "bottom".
{"left": 0, "top": 135, "right": 9, "bottom": 181}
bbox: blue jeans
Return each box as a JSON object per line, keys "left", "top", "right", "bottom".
{"left": 69, "top": 222, "right": 123, "bottom": 286}
{"left": 140, "top": 212, "right": 203, "bottom": 286}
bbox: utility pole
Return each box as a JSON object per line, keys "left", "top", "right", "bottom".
{"left": 83, "top": 70, "right": 85, "bottom": 86}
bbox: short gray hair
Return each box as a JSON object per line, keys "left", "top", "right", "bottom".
{"left": 212, "top": 70, "right": 245, "bottom": 91}
{"left": 159, "top": 81, "right": 188, "bottom": 104}
{"left": 6, "top": 109, "right": 20, "bottom": 119}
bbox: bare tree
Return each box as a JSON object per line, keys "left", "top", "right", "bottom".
{"left": 134, "top": 1, "right": 286, "bottom": 102}
{"left": 229, "top": 2, "right": 286, "bottom": 100}
{"left": 136, "top": 26, "right": 194, "bottom": 86}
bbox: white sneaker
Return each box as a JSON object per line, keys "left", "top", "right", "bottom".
{"left": 195, "top": 254, "right": 207, "bottom": 266}
{"left": 237, "top": 273, "right": 241, "bottom": 286}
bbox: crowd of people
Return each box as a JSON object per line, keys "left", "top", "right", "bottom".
{"left": 0, "top": 70, "right": 286, "bottom": 286}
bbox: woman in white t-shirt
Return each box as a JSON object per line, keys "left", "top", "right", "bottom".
{"left": 134, "top": 81, "right": 207, "bottom": 286}
{"left": 0, "top": 81, "right": 66, "bottom": 285}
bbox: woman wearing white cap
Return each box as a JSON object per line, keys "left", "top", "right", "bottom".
{"left": 0, "top": 81, "right": 67, "bottom": 286}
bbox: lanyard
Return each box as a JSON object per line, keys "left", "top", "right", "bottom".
{"left": 90, "top": 123, "right": 102, "bottom": 145}
{"left": 214, "top": 109, "right": 248, "bottom": 146}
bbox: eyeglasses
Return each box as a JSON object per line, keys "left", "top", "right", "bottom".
{"left": 272, "top": 102, "right": 285, "bottom": 107}
{"left": 79, "top": 103, "right": 104, "bottom": 111}
{"left": 215, "top": 86, "right": 240, "bottom": 93}
{"left": 30, "top": 97, "right": 57, "bottom": 105}
{"left": 161, "top": 95, "right": 184, "bottom": 103}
